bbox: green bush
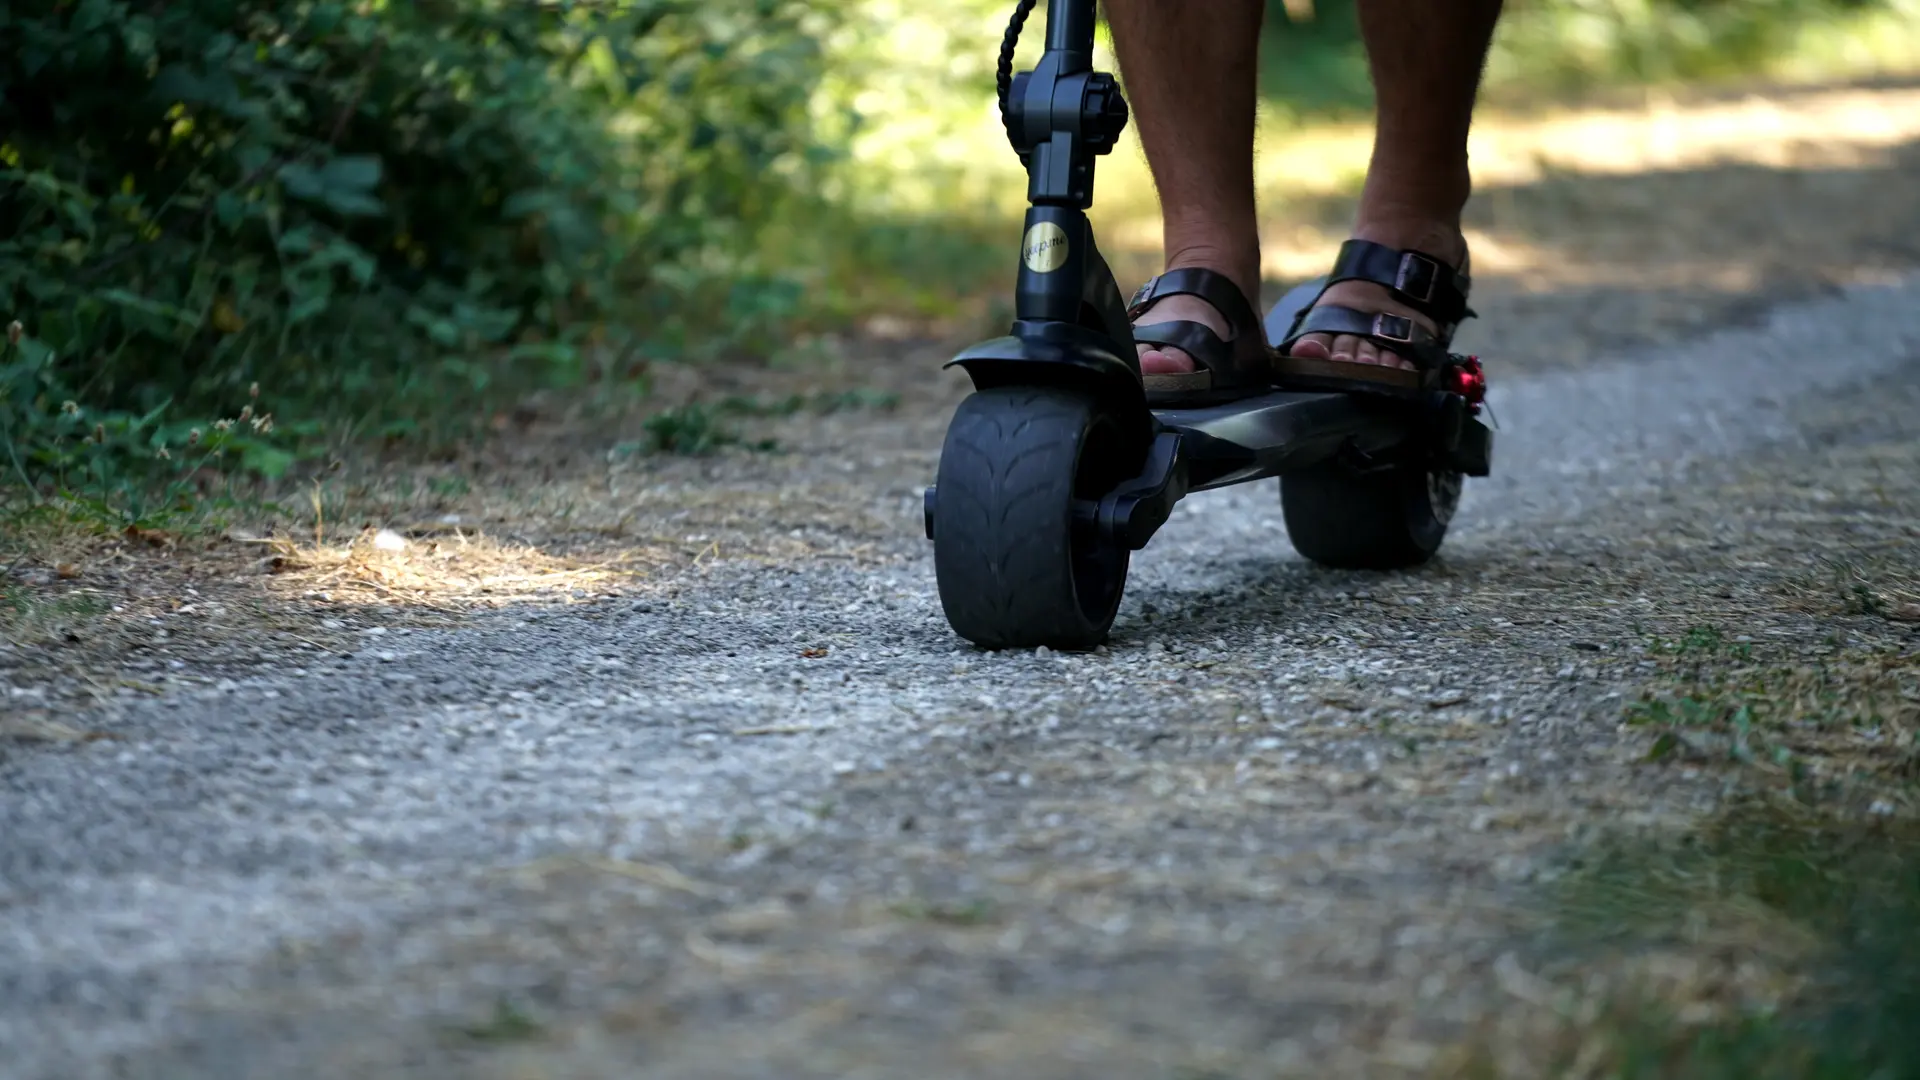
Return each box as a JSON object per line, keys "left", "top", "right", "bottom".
{"left": 1256, "top": 0, "right": 1914, "bottom": 120}
{"left": 0, "top": 0, "right": 840, "bottom": 521}
{"left": 3, "top": 0, "right": 1912, "bottom": 529}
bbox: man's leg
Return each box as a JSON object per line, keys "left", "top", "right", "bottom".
{"left": 1289, "top": 0, "right": 1505, "bottom": 370}
{"left": 1104, "top": 0, "right": 1267, "bottom": 376}
{"left": 1109, "top": 0, "right": 1505, "bottom": 375}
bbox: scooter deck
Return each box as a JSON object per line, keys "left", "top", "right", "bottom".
{"left": 1146, "top": 278, "right": 1427, "bottom": 492}
{"left": 1152, "top": 389, "right": 1413, "bottom": 493}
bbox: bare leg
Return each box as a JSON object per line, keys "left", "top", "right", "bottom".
{"left": 1105, "top": 0, "right": 1266, "bottom": 375}
{"left": 1289, "top": 0, "right": 1504, "bottom": 370}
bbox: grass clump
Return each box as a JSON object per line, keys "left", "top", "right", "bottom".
{"left": 451, "top": 998, "right": 547, "bottom": 1045}
{"left": 1454, "top": 805, "right": 1920, "bottom": 1080}
{"left": 610, "top": 389, "right": 900, "bottom": 458}
{"left": 1621, "top": 625, "right": 1917, "bottom": 801}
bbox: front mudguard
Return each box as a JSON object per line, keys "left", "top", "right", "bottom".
{"left": 945, "top": 319, "right": 1152, "bottom": 450}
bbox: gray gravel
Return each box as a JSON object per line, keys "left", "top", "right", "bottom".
{"left": 3, "top": 274, "right": 1919, "bottom": 1079}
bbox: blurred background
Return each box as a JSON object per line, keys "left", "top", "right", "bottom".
{"left": 2, "top": 0, "right": 1919, "bottom": 514}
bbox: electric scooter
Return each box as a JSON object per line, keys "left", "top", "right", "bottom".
{"left": 922, "top": 0, "right": 1493, "bottom": 650}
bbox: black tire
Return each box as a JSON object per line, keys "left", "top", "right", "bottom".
{"left": 1280, "top": 459, "right": 1462, "bottom": 570}
{"left": 932, "top": 386, "right": 1134, "bottom": 650}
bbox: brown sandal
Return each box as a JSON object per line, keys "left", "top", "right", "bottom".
{"left": 1128, "top": 267, "right": 1278, "bottom": 405}
{"left": 1272, "top": 240, "right": 1477, "bottom": 398}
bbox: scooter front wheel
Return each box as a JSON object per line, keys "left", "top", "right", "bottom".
{"left": 931, "top": 386, "right": 1134, "bottom": 650}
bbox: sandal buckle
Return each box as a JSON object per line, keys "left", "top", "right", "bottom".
{"left": 1394, "top": 253, "right": 1440, "bottom": 305}
{"left": 1125, "top": 281, "right": 1155, "bottom": 317}
{"left": 1370, "top": 313, "right": 1415, "bottom": 344}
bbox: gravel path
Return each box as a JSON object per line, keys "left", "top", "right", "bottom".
{"left": 4, "top": 274, "right": 1919, "bottom": 1079}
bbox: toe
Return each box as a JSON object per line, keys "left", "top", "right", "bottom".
{"left": 1329, "top": 334, "right": 1359, "bottom": 364}
{"left": 1354, "top": 339, "right": 1382, "bottom": 367}
{"left": 1139, "top": 346, "right": 1194, "bottom": 375}
{"left": 1287, "top": 333, "right": 1333, "bottom": 360}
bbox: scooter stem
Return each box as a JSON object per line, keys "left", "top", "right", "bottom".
{"left": 1043, "top": 0, "right": 1096, "bottom": 59}
{"left": 1004, "top": 0, "right": 1128, "bottom": 326}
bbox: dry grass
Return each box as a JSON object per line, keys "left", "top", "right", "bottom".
{"left": 251, "top": 526, "right": 663, "bottom": 612}
{"left": 1604, "top": 432, "right": 1920, "bottom": 808}
{"left": 1422, "top": 431, "right": 1920, "bottom": 1080}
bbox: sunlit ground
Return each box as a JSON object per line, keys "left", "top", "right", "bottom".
{"left": 846, "top": 76, "right": 1920, "bottom": 291}
{"left": 257, "top": 529, "right": 658, "bottom": 612}
{"left": 830, "top": 4, "right": 1920, "bottom": 297}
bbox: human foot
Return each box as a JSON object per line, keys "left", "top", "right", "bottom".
{"left": 1281, "top": 222, "right": 1470, "bottom": 373}
{"left": 1127, "top": 266, "right": 1273, "bottom": 400}
{"left": 1134, "top": 292, "right": 1230, "bottom": 375}
{"left": 1130, "top": 256, "right": 1262, "bottom": 374}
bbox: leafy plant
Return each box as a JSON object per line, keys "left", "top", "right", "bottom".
{"left": 0, "top": 0, "right": 843, "bottom": 516}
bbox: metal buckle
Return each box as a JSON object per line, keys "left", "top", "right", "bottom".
{"left": 1125, "top": 281, "right": 1154, "bottom": 317}
{"left": 1394, "top": 252, "right": 1439, "bottom": 304}
{"left": 1370, "top": 313, "right": 1416, "bottom": 344}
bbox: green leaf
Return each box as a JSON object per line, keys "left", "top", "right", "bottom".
{"left": 1646, "top": 732, "right": 1679, "bottom": 763}
{"left": 12, "top": 337, "right": 56, "bottom": 371}
{"left": 235, "top": 141, "right": 275, "bottom": 179}
{"left": 278, "top": 163, "right": 324, "bottom": 201}
{"left": 321, "top": 188, "right": 384, "bottom": 217}
{"left": 134, "top": 399, "right": 173, "bottom": 431}
{"left": 240, "top": 442, "right": 296, "bottom": 479}
{"left": 309, "top": 2, "right": 345, "bottom": 34}
{"left": 288, "top": 291, "right": 332, "bottom": 324}
{"left": 507, "top": 341, "right": 580, "bottom": 366}
{"left": 96, "top": 289, "right": 196, "bottom": 325}
{"left": 214, "top": 192, "right": 246, "bottom": 230}
{"left": 320, "top": 155, "right": 382, "bottom": 192}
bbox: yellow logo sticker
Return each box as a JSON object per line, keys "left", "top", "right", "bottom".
{"left": 1022, "top": 221, "right": 1069, "bottom": 274}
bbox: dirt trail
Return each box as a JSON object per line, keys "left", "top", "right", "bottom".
{"left": 4, "top": 83, "right": 1920, "bottom": 1080}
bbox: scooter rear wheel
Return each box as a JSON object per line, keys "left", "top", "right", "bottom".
{"left": 1280, "top": 459, "right": 1461, "bottom": 570}
{"left": 932, "top": 386, "right": 1133, "bottom": 650}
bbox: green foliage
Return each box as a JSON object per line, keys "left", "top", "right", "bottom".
{"left": 1620, "top": 625, "right": 1911, "bottom": 795}
{"left": 635, "top": 404, "right": 764, "bottom": 456}
{"left": 2, "top": 0, "right": 1912, "bottom": 528}
{"left": 1484, "top": 0, "right": 1915, "bottom": 97}
{"left": 1258, "top": 0, "right": 1916, "bottom": 120}
{"left": 452, "top": 997, "right": 547, "bottom": 1044}
{"left": 612, "top": 389, "right": 897, "bottom": 457}
{"left": 1, "top": 0, "right": 842, "bottom": 518}
{"left": 1538, "top": 808, "right": 1920, "bottom": 1079}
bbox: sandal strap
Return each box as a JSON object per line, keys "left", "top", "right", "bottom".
{"left": 1328, "top": 239, "right": 1473, "bottom": 328}
{"left": 1126, "top": 268, "right": 1263, "bottom": 342}
{"left": 1277, "top": 305, "right": 1453, "bottom": 370}
{"left": 1126, "top": 267, "right": 1272, "bottom": 384}
{"left": 1131, "top": 319, "right": 1234, "bottom": 371}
